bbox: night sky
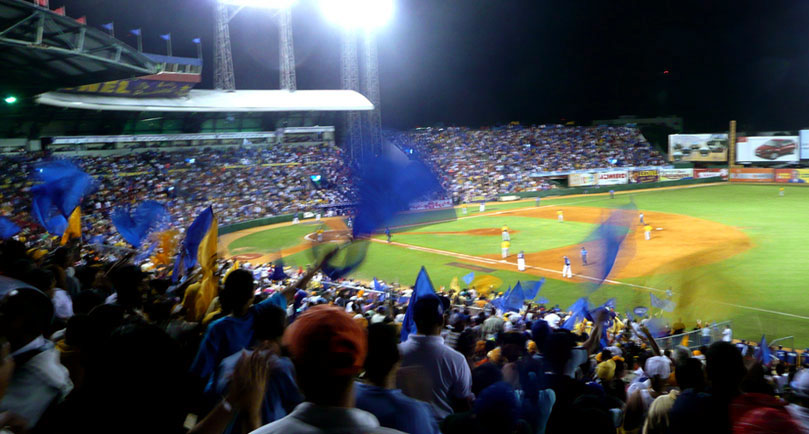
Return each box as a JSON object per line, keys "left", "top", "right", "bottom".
{"left": 59, "top": 0, "right": 809, "bottom": 132}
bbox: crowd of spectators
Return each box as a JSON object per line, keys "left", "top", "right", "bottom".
{"left": 0, "top": 144, "right": 354, "bottom": 245}
{"left": 1, "top": 237, "right": 807, "bottom": 434}
{"left": 387, "top": 125, "right": 666, "bottom": 203}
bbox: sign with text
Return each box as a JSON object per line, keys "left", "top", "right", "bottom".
{"left": 596, "top": 171, "right": 629, "bottom": 185}
{"left": 659, "top": 168, "right": 694, "bottom": 182}
{"left": 569, "top": 172, "right": 596, "bottom": 187}
{"left": 629, "top": 169, "right": 659, "bottom": 184}
{"left": 729, "top": 168, "right": 775, "bottom": 183}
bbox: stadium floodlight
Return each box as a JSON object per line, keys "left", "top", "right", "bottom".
{"left": 319, "top": 0, "right": 394, "bottom": 30}
{"left": 218, "top": 0, "right": 297, "bottom": 9}
{"left": 4, "top": 96, "right": 17, "bottom": 104}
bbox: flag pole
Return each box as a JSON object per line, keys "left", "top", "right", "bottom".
{"left": 166, "top": 35, "right": 172, "bottom": 56}
{"left": 137, "top": 33, "right": 142, "bottom": 52}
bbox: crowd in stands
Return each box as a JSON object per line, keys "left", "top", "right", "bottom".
{"left": 387, "top": 125, "right": 666, "bottom": 203}
{"left": 0, "top": 144, "right": 353, "bottom": 245}
{"left": 1, "top": 237, "right": 808, "bottom": 434}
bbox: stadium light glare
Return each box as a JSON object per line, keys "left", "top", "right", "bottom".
{"left": 319, "top": 0, "right": 394, "bottom": 30}
{"left": 218, "top": 0, "right": 297, "bottom": 9}
{"left": 4, "top": 96, "right": 17, "bottom": 104}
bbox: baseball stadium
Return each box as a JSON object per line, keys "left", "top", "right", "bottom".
{"left": 2, "top": 0, "right": 809, "bottom": 433}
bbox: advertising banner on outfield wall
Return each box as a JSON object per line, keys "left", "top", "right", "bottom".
{"left": 669, "top": 134, "right": 729, "bottom": 162}
{"left": 729, "top": 168, "right": 775, "bottom": 183}
{"left": 659, "top": 168, "right": 694, "bottom": 182}
{"left": 569, "top": 173, "right": 596, "bottom": 187}
{"left": 596, "top": 171, "right": 628, "bottom": 185}
{"left": 736, "top": 136, "right": 799, "bottom": 162}
{"left": 629, "top": 169, "right": 659, "bottom": 184}
{"left": 693, "top": 168, "right": 729, "bottom": 181}
{"left": 774, "top": 169, "right": 809, "bottom": 184}
{"left": 800, "top": 130, "right": 809, "bottom": 160}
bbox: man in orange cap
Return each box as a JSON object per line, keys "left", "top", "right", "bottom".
{"left": 251, "top": 305, "right": 402, "bottom": 433}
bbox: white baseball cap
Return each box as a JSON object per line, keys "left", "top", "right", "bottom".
{"left": 644, "top": 356, "right": 671, "bottom": 379}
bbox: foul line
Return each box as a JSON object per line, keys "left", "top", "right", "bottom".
{"left": 371, "top": 237, "right": 809, "bottom": 321}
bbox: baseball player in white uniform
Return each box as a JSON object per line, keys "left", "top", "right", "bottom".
{"left": 517, "top": 251, "right": 526, "bottom": 271}
{"left": 562, "top": 256, "right": 572, "bottom": 278}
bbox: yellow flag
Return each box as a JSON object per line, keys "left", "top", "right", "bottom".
{"left": 680, "top": 334, "right": 689, "bottom": 347}
{"left": 194, "top": 215, "right": 218, "bottom": 321}
{"left": 60, "top": 207, "right": 81, "bottom": 245}
{"left": 470, "top": 275, "right": 503, "bottom": 295}
{"left": 152, "top": 229, "right": 179, "bottom": 266}
{"left": 450, "top": 276, "right": 460, "bottom": 292}
{"left": 223, "top": 260, "right": 240, "bottom": 281}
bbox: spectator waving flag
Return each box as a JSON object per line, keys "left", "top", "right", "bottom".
{"left": 111, "top": 200, "right": 168, "bottom": 248}
{"left": 401, "top": 266, "right": 436, "bottom": 342}
{"left": 270, "top": 261, "right": 289, "bottom": 280}
{"left": 30, "top": 160, "right": 94, "bottom": 234}
{"left": 503, "top": 281, "right": 526, "bottom": 312}
{"left": 562, "top": 297, "right": 592, "bottom": 330}
{"left": 59, "top": 207, "right": 81, "bottom": 245}
{"left": 755, "top": 335, "right": 772, "bottom": 365}
{"left": 0, "top": 217, "right": 20, "bottom": 240}
{"left": 373, "top": 277, "right": 385, "bottom": 292}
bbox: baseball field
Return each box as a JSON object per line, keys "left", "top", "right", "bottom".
{"left": 220, "top": 183, "right": 809, "bottom": 347}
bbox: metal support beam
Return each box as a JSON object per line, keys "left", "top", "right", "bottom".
{"left": 75, "top": 26, "right": 85, "bottom": 51}
{"left": 214, "top": 2, "right": 236, "bottom": 91}
{"left": 278, "top": 7, "right": 296, "bottom": 91}
{"left": 340, "top": 30, "right": 362, "bottom": 161}
{"left": 362, "top": 30, "right": 382, "bottom": 156}
{"left": 35, "top": 13, "right": 44, "bottom": 44}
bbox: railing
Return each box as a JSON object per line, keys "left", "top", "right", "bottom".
{"left": 770, "top": 336, "right": 795, "bottom": 352}
{"left": 654, "top": 321, "right": 732, "bottom": 350}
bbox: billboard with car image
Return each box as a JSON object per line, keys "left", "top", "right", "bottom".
{"left": 668, "top": 134, "right": 728, "bottom": 162}
{"left": 736, "top": 136, "right": 799, "bottom": 163}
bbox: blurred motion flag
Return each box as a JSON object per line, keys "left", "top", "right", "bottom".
{"left": 30, "top": 160, "right": 94, "bottom": 234}
{"left": 645, "top": 317, "right": 667, "bottom": 338}
{"left": 173, "top": 206, "right": 214, "bottom": 281}
{"left": 586, "top": 203, "right": 636, "bottom": 292}
{"left": 270, "top": 260, "right": 288, "bottom": 281}
{"left": 53, "top": 6, "right": 65, "bottom": 15}
{"left": 650, "top": 293, "right": 676, "bottom": 312}
{"left": 469, "top": 274, "right": 502, "bottom": 295}
{"left": 152, "top": 229, "right": 178, "bottom": 266}
{"left": 111, "top": 200, "right": 168, "bottom": 248}
{"left": 0, "top": 217, "right": 20, "bottom": 240}
{"left": 503, "top": 281, "right": 526, "bottom": 312}
{"left": 462, "top": 272, "right": 475, "bottom": 285}
{"left": 755, "top": 335, "right": 772, "bottom": 365}
{"left": 351, "top": 154, "right": 445, "bottom": 238}
{"left": 562, "top": 297, "right": 592, "bottom": 330}
{"left": 101, "top": 22, "right": 114, "bottom": 31}
{"left": 373, "top": 277, "right": 385, "bottom": 292}
{"left": 449, "top": 276, "right": 460, "bottom": 292}
{"left": 192, "top": 37, "right": 201, "bottom": 44}
{"left": 523, "top": 278, "right": 545, "bottom": 300}
{"left": 59, "top": 207, "right": 81, "bottom": 245}
{"left": 633, "top": 306, "right": 649, "bottom": 317}
{"left": 401, "top": 266, "right": 436, "bottom": 342}
{"left": 602, "top": 298, "right": 616, "bottom": 309}
{"left": 135, "top": 240, "right": 158, "bottom": 264}
{"left": 680, "top": 334, "right": 689, "bottom": 347}
{"left": 160, "top": 33, "right": 171, "bottom": 41}
{"left": 194, "top": 212, "right": 218, "bottom": 321}
{"left": 536, "top": 297, "right": 549, "bottom": 305}
{"left": 130, "top": 28, "right": 141, "bottom": 36}
{"left": 625, "top": 310, "right": 635, "bottom": 321}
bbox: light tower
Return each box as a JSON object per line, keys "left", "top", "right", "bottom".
{"left": 215, "top": 0, "right": 298, "bottom": 92}
{"left": 320, "top": 0, "right": 393, "bottom": 160}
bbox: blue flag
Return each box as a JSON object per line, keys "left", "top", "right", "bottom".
{"left": 373, "top": 277, "right": 385, "bottom": 292}
{"left": 134, "top": 240, "right": 158, "bottom": 264}
{"left": 536, "top": 296, "right": 549, "bottom": 305}
{"left": 0, "top": 217, "right": 20, "bottom": 240}
{"left": 602, "top": 298, "right": 616, "bottom": 309}
{"left": 101, "top": 22, "right": 114, "bottom": 31}
{"left": 633, "top": 306, "right": 649, "bottom": 317}
{"left": 462, "top": 272, "right": 475, "bottom": 285}
{"left": 31, "top": 160, "right": 95, "bottom": 218}
{"left": 562, "top": 297, "right": 592, "bottom": 330}
{"left": 130, "top": 28, "right": 141, "bottom": 36}
{"left": 650, "top": 293, "right": 675, "bottom": 312}
{"left": 503, "top": 281, "right": 525, "bottom": 312}
{"left": 270, "top": 261, "right": 289, "bottom": 281}
{"left": 160, "top": 33, "right": 171, "bottom": 41}
{"left": 176, "top": 206, "right": 214, "bottom": 277}
{"left": 755, "top": 335, "right": 772, "bottom": 364}
{"left": 192, "top": 37, "right": 201, "bottom": 44}
{"left": 397, "top": 296, "right": 410, "bottom": 305}
{"left": 625, "top": 310, "right": 635, "bottom": 321}
{"left": 523, "top": 278, "right": 545, "bottom": 300}
{"left": 645, "top": 318, "right": 667, "bottom": 338}
{"left": 401, "top": 266, "right": 436, "bottom": 342}
{"left": 111, "top": 200, "right": 168, "bottom": 248}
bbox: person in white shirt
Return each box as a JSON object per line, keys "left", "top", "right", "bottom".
{"left": 397, "top": 295, "right": 472, "bottom": 420}
{"left": 721, "top": 325, "right": 732, "bottom": 342}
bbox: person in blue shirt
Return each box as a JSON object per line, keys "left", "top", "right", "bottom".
{"left": 190, "top": 255, "right": 329, "bottom": 404}
{"left": 775, "top": 345, "right": 787, "bottom": 362}
{"left": 355, "top": 323, "right": 440, "bottom": 434}
{"left": 385, "top": 227, "right": 392, "bottom": 243}
{"left": 580, "top": 247, "right": 588, "bottom": 266}
{"left": 609, "top": 190, "right": 615, "bottom": 199}
{"left": 214, "top": 303, "right": 303, "bottom": 434}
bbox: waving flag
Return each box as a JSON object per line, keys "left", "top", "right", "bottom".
{"left": 160, "top": 33, "right": 171, "bottom": 41}
{"left": 462, "top": 272, "right": 475, "bottom": 285}
{"left": 650, "top": 293, "right": 676, "bottom": 312}
{"left": 0, "top": 217, "right": 20, "bottom": 240}
{"left": 754, "top": 335, "right": 772, "bottom": 365}
{"left": 401, "top": 266, "right": 436, "bottom": 342}
{"left": 373, "top": 277, "right": 385, "bottom": 292}
{"left": 633, "top": 306, "right": 649, "bottom": 317}
{"left": 130, "top": 28, "right": 141, "bottom": 36}
{"left": 59, "top": 207, "right": 81, "bottom": 245}
{"left": 101, "top": 22, "right": 114, "bottom": 31}
{"left": 536, "top": 296, "right": 549, "bottom": 305}
{"left": 523, "top": 278, "right": 545, "bottom": 300}
{"left": 111, "top": 200, "right": 168, "bottom": 248}
{"left": 192, "top": 37, "right": 201, "bottom": 44}
{"left": 195, "top": 211, "right": 219, "bottom": 321}
{"left": 30, "top": 161, "right": 94, "bottom": 234}
{"left": 270, "top": 261, "right": 289, "bottom": 281}
{"left": 503, "top": 281, "right": 526, "bottom": 312}
{"left": 173, "top": 206, "right": 214, "bottom": 281}
{"left": 562, "top": 297, "right": 592, "bottom": 330}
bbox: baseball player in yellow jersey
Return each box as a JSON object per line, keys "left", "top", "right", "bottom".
{"left": 557, "top": 210, "right": 564, "bottom": 222}
{"left": 779, "top": 187, "right": 785, "bottom": 196}
{"left": 644, "top": 224, "right": 652, "bottom": 240}
{"left": 501, "top": 240, "right": 510, "bottom": 258}
{"left": 316, "top": 228, "right": 324, "bottom": 242}
{"left": 501, "top": 225, "right": 510, "bottom": 241}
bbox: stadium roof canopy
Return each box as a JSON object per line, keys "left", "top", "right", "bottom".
{"left": 0, "top": 0, "right": 158, "bottom": 95}
{"left": 35, "top": 89, "right": 375, "bottom": 112}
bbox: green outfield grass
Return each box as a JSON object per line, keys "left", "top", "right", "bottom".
{"left": 227, "top": 184, "right": 809, "bottom": 347}
{"left": 227, "top": 224, "right": 316, "bottom": 254}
